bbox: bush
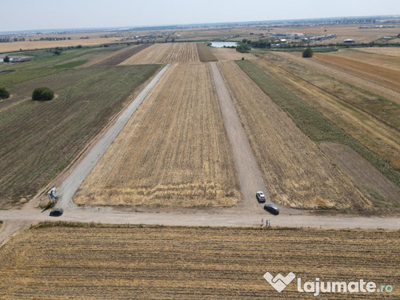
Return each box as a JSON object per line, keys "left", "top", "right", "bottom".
{"left": 0, "top": 87, "right": 10, "bottom": 99}
{"left": 302, "top": 47, "right": 314, "bottom": 58}
{"left": 32, "top": 87, "right": 54, "bottom": 101}
{"left": 3, "top": 56, "right": 10, "bottom": 63}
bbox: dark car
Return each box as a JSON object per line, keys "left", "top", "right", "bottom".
{"left": 256, "top": 191, "right": 266, "bottom": 203}
{"left": 264, "top": 204, "right": 279, "bottom": 215}
{"left": 49, "top": 208, "right": 63, "bottom": 217}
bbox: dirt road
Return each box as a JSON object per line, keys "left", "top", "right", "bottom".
{"left": 56, "top": 64, "right": 170, "bottom": 210}
{"left": 210, "top": 62, "right": 269, "bottom": 213}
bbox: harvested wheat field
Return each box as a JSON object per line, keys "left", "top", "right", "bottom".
{"left": 355, "top": 47, "right": 400, "bottom": 57}
{"left": 273, "top": 52, "right": 400, "bottom": 104}
{"left": 217, "top": 61, "right": 370, "bottom": 209}
{"left": 252, "top": 53, "right": 400, "bottom": 171}
{"left": 74, "top": 63, "right": 240, "bottom": 207}
{"left": 0, "top": 38, "right": 120, "bottom": 52}
{"left": 320, "top": 142, "right": 400, "bottom": 206}
{"left": 312, "top": 53, "right": 400, "bottom": 95}
{"left": 0, "top": 223, "right": 399, "bottom": 299}
{"left": 120, "top": 43, "right": 199, "bottom": 64}
{"left": 331, "top": 49, "right": 400, "bottom": 71}
{"left": 89, "top": 44, "right": 151, "bottom": 67}
{"left": 212, "top": 47, "right": 256, "bottom": 61}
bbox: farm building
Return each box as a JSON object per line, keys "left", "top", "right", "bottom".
{"left": 343, "top": 39, "right": 355, "bottom": 43}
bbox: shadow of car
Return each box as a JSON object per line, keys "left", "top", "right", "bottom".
{"left": 264, "top": 204, "right": 279, "bottom": 215}
{"left": 49, "top": 208, "right": 63, "bottom": 217}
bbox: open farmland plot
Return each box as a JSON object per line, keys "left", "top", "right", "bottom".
{"left": 212, "top": 47, "right": 256, "bottom": 61}
{"left": 274, "top": 52, "right": 400, "bottom": 104}
{"left": 355, "top": 47, "right": 400, "bottom": 57}
{"left": 252, "top": 53, "right": 400, "bottom": 170}
{"left": 119, "top": 43, "right": 199, "bottom": 64}
{"left": 196, "top": 43, "right": 218, "bottom": 62}
{"left": 237, "top": 59, "right": 400, "bottom": 207}
{"left": 217, "top": 61, "right": 369, "bottom": 210}
{"left": 74, "top": 63, "right": 240, "bottom": 208}
{"left": 90, "top": 44, "right": 151, "bottom": 67}
{"left": 0, "top": 224, "right": 399, "bottom": 299}
{"left": 330, "top": 48, "right": 400, "bottom": 71}
{"left": 312, "top": 53, "right": 400, "bottom": 96}
{"left": 0, "top": 65, "right": 160, "bottom": 208}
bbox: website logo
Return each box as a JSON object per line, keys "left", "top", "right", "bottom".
{"left": 263, "top": 272, "right": 296, "bottom": 292}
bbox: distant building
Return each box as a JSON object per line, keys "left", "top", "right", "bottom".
{"left": 343, "top": 39, "right": 355, "bottom": 43}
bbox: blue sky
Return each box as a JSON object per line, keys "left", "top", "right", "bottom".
{"left": 2, "top": 0, "right": 399, "bottom": 31}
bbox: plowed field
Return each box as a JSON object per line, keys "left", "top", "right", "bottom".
{"left": 217, "top": 61, "right": 369, "bottom": 209}
{"left": 0, "top": 224, "right": 398, "bottom": 299}
{"left": 119, "top": 43, "right": 199, "bottom": 64}
{"left": 74, "top": 63, "right": 240, "bottom": 207}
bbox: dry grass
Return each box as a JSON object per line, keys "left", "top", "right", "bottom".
{"left": 331, "top": 48, "right": 400, "bottom": 71}
{"left": 0, "top": 225, "right": 399, "bottom": 299}
{"left": 320, "top": 142, "right": 400, "bottom": 206}
{"left": 74, "top": 63, "right": 240, "bottom": 207}
{"left": 0, "top": 38, "right": 120, "bottom": 52}
{"left": 312, "top": 53, "right": 400, "bottom": 95}
{"left": 217, "top": 61, "right": 369, "bottom": 209}
{"left": 89, "top": 44, "right": 151, "bottom": 67}
{"left": 196, "top": 43, "right": 218, "bottom": 62}
{"left": 253, "top": 52, "right": 400, "bottom": 170}
{"left": 353, "top": 47, "right": 400, "bottom": 57}
{"left": 212, "top": 47, "right": 256, "bottom": 61}
{"left": 119, "top": 43, "right": 199, "bottom": 64}
{"left": 273, "top": 51, "right": 400, "bottom": 105}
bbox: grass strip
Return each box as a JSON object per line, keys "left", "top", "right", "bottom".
{"left": 196, "top": 43, "right": 218, "bottom": 62}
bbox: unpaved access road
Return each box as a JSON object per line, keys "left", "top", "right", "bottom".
{"left": 56, "top": 64, "right": 170, "bottom": 210}
{"left": 210, "top": 62, "right": 269, "bottom": 213}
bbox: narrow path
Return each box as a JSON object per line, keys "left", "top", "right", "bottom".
{"left": 57, "top": 64, "right": 171, "bottom": 210}
{"left": 210, "top": 62, "right": 268, "bottom": 213}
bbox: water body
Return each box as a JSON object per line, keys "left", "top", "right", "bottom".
{"left": 210, "top": 42, "right": 238, "bottom": 48}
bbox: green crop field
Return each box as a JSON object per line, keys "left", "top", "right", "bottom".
{"left": 0, "top": 64, "right": 161, "bottom": 208}
{"left": 236, "top": 60, "right": 400, "bottom": 189}
{"left": 196, "top": 43, "right": 218, "bottom": 62}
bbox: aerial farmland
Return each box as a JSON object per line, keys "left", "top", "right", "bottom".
{"left": 1, "top": 11, "right": 400, "bottom": 298}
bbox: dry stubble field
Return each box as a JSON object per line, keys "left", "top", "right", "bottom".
{"left": 119, "top": 43, "right": 199, "bottom": 64}
{"left": 74, "top": 62, "right": 240, "bottom": 207}
{"left": 211, "top": 47, "right": 256, "bottom": 61}
{"left": 217, "top": 61, "right": 369, "bottom": 209}
{"left": 0, "top": 224, "right": 398, "bottom": 299}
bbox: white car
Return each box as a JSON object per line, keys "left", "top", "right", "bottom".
{"left": 256, "top": 191, "right": 266, "bottom": 203}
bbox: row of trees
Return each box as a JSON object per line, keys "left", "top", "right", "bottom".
{"left": 242, "top": 38, "right": 273, "bottom": 48}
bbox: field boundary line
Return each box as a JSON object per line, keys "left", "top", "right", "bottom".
{"left": 56, "top": 64, "right": 171, "bottom": 210}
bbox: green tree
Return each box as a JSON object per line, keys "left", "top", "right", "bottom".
{"left": 3, "top": 56, "right": 10, "bottom": 63}
{"left": 236, "top": 43, "right": 251, "bottom": 53}
{"left": 302, "top": 47, "right": 313, "bottom": 58}
{"left": 0, "top": 87, "right": 10, "bottom": 99}
{"left": 32, "top": 87, "right": 54, "bottom": 101}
